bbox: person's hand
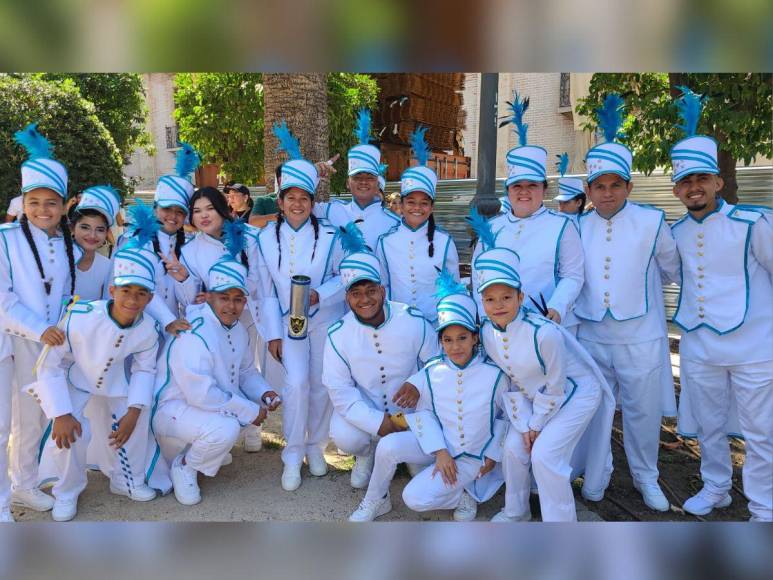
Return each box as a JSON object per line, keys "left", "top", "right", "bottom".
{"left": 309, "top": 290, "right": 320, "bottom": 306}
{"left": 393, "top": 382, "right": 420, "bottom": 409}
{"left": 159, "top": 252, "right": 189, "bottom": 282}
{"left": 268, "top": 339, "right": 283, "bottom": 362}
{"left": 253, "top": 407, "right": 268, "bottom": 427}
{"left": 109, "top": 407, "right": 140, "bottom": 449}
{"left": 52, "top": 414, "right": 82, "bottom": 449}
{"left": 477, "top": 457, "right": 497, "bottom": 479}
{"left": 165, "top": 319, "right": 191, "bottom": 336}
{"left": 432, "top": 449, "right": 458, "bottom": 486}
{"left": 377, "top": 412, "right": 397, "bottom": 437}
{"left": 193, "top": 292, "right": 207, "bottom": 305}
{"left": 40, "top": 326, "right": 65, "bottom": 346}
{"left": 314, "top": 154, "right": 340, "bottom": 179}
{"left": 545, "top": 308, "right": 562, "bottom": 324}
{"left": 262, "top": 390, "right": 282, "bottom": 411}
{"left": 522, "top": 429, "right": 540, "bottom": 454}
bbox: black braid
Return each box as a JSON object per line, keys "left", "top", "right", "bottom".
{"left": 151, "top": 235, "right": 162, "bottom": 256}
{"left": 60, "top": 216, "right": 76, "bottom": 296}
{"left": 20, "top": 214, "right": 50, "bottom": 295}
{"left": 174, "top": 228, "right": 185, "bottom": 259}
{"left": 310, "top": 214, "right": 320, "bottom": 261}
{"left": 427, "top": 214, "right": 436, "bottom": 258}
{"left": 240, "top": 249, "right": 249, "bottom": 268}
{"left": 275, "top": 212, "right": 283, "bottom": 268}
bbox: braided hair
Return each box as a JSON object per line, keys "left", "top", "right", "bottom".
{"left": 274, "top": 189, "right": 318, "bottom": 269}
{"left": 427, "top": 214, "right": 436, "bottom": 258}
{"left": 150, "top": 225, "right": 186, "bottom": 260}
{"left": 20, "top": 213, "right": 76, "bottom": 296}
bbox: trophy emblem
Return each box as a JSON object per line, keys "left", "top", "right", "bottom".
{"left": 288, "top": 275, "right": 311, "bottom": 340}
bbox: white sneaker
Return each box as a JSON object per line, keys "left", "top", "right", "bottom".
{"left": 350, "top": 453, "right": 375, "bottom": 489}
{"left": 633, "top": 480, "right": 670, "bottom": 512}
{"left": 453, "top": 491, "right": 478, "bottom": 522}
{"left": 306, "top": 450, "right": 328, "bottom": 477}
{"left": 349, "top": 494, "right": 392, "bottom": 522}
{"left": 52, "top": 498, "right": 78, "bottom": 522}
{"left": 281, "top": 463, "right": 302, "bottom": 491}
{"left": 221, "top": 452, "right": 233, "bottom": 467}
{"left": 491, "top": 509, "right": 532, "bottom": 522}
{"left": 109, "top": 482, "right": 157, "bottom": 502}
{"left": 683, "top": 488, "right": 732, "bottom": 516}
{"left": 243, "top": 425, "right": 262, "bottom": 453}
{"left": 406, "top": 462, "right": 425, "bottom": 478}
{"left": 171, "top": 454, "right": 201, "bottom": 506}
{"left": 581, "top": 487, "right": 605, "bottom": 502}
{"left": 11, "top": 488, "right": 54, "bottom": 512}
{"left": 0, "top": 507, "right": 14, "bottom": 523}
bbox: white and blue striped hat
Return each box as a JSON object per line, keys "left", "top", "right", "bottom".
{"left": 208, "top": 257, "right": 248, "bottom": 294}
{"left": 14, "top": 123, "right": 68, "bottom": 198}
{"left": 400, "top": 126, "right": 437, "bottom": 199}
{"left": 77, "top": 185, "right": 121, "bottom": 226}
{"left": 341, "top": 251, "right": 382, "bottom": 290}
{"left": 585, "top": 94, "right": 632, "bottom": 183}
{"left": 500, "top": 92, "right": 547, "bottom": 187}
{"left": 349, "top": 109, "right": 381, "bottom": 176}
{"left": 155, "top": 143, "right": 200, "bottom": 213}
{"left": 552, "top": 153, "right": 585, "bottom": 202}
{"left": 435, "top": 270, "right": 477, "bottom": 332}
{"left": 112, "top": 245, "right": 159, "bottom": 291}
{"left": 670, "top": 87, "right": 718, "bottom": 182}
{"left": 273, "top": 121, "right": 319, "bottom": 197}
{"left": 474, "top": 248, "right": 522, "bottom": 293}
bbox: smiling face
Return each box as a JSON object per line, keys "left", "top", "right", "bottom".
{"left": 506, "top": 180, "right": 546, "bottom": 218}
{"left": 191, "top": 196, "right": 225, "bottom": 236}
{"left": 207, "top": 287, "right": 248, "bottom": 327}
{"left": 23, "top": 188, "right": 65, "bottom": 233}
{"left": 278, "top": 187, "right": 313, "bottom": 228}
{"left": 481, "top": 283, "right": 522, "bottom": 328}
{"left": 587, "top": 173, "right": 633, "bottom": 218}
{"left": 109, "top": 284, "right": 153, "bottom": 326}
{"left": 673, "top": 173, "right": 722, "bottom": 217}
{"left": 401, "top": 191, "right": 433, "bottom": 228}
{"left": 72, "top": 213, "right": 108, "bottom": 252}
{"left": 156, "top": 205, "right": 187, "bottom": 234}
{"left": 440, "top": 324, "right": 478, "bottom": 367}
{"left": 347, "top": 172, "right": 380, "bottom": 206}
{"left": 346, "top": 280, "right": 386, "bottom": 324}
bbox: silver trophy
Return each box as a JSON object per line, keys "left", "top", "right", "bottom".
{"left": 288, "top": 275, "right": 311, "bottom": 340}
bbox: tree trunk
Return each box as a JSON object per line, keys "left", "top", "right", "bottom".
{"left": 262, "top": 74, "right": 330, "bottom": 200}
{"left": 717, "top": 149, "right": 739, "bottom": 204}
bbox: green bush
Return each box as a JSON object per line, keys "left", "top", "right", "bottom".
{"left": 0, "top": 75, "right": 125, "bottom": 210}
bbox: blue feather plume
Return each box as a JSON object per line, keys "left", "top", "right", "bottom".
{"left": 499, "top": 92, "right": 530, "bottom": 146}
{"left": 272, "top": 120, "right": 303, "bottom": 161}
{"left": 14, "top": 123, "right": 53, "bottom": 160}
{"left": 222, "top": 218, "right": 247, "bottom": 258}
{"left": 434, "top": 268, "right": 467, "bottom": 300}
{"left": 126, "top": 199, "right": 161, "bottom": 249}
{"left": 675, "top": 85, "right": 706, "bottom": 138}
{"left": 596, "top": 94, "right": 626, "bottom": 143}
{"left": 354, "top": 109, "right": 372, "bottom": 145}
{"left": 339, "top": 221, "right": 368, "bottom": 254}
{"left": 409, "top": 126, "right": 430, "bottom": 166}
{"left": 176, "top": 142, "right": 201, "bottom": 179}
{"left": 378, "top": 163, "right": 388, "bottom": 176}
{"left": 465, "top": 207, "right": 497, "bottom": 251}
{"left": 556, "top": 153, "right": 569, "bottom": 177}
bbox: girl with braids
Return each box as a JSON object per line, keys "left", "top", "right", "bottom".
{"left": 256, "top": 121, "right": 346, "bottom": 492}
{"left": 376, "top": 127, "right": 459, "bottom": 325}
{"left": 71, "top": 186, "right": 121, "bottom": 300}
{"left": 0, "top": 124, "right": 78, "bottom": 514}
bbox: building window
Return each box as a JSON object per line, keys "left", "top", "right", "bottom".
{"left": 165, "top": 125, "right": 179, "bottom": 150}
{"left": 559, "top": 73, "right": 571, "bottom": 109}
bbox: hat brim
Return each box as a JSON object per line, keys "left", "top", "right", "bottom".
{"left": 478, "top": 278, "right": 522, "bottom": 293}
{"left": 112, "top": 276, "right": 154, "bottom": 292}
{"left": 344, "top": 275, "right": 382, "bottom": 290}
{"left": 209, "top": 283, "right": 248, "bottom": 294}
{"left": 155, "top": 199, "right": 190, "bottom": 213}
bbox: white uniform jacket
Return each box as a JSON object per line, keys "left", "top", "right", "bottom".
{"left": 74, "top": 251, "right": 112, "bottom": 301}
{"left": 315, "top": 198, "right": 400, "bottom": 251}
{"left": 323, "top": 301, "right": 438, "bottom": 436}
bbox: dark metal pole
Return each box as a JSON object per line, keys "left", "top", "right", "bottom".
{"left": 472, "top": 73, "right": 500, "bottom": 217}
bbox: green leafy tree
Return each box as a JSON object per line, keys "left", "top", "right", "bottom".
{"left": 174, "top": 73, "right": 264, "bottom": 184}
{"left": 576, "top": 73, "right": 772, "bottom": 203}
{"left": 0, "top": 75, "right": 125, "bottom": 209}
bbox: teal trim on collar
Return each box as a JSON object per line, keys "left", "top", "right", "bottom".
{"left": 401, "top": 218, "right": 429, "bottom": 232}
{"left": 441, "top": 350, "right": 481, "bottom": 370}
{"left": 205, "top": 301, "right": 239, "bottom": 330}
{"left": 686, "top": 198, "right": 724, "bottom": 224}
{"left": 352, "top": 197, "right": 381, "bottom": 211}
{"left": 506, "top": 204, "right": 547, "bottom": 222}
{"left": 106, "top": 300, "right": 144, "bottom": 329}
{"left": 596, "top": 199, "right": 628, "bottom": 221}
{"left": 285, "top": 216, "right": 310, "bottom": 232}
{"left": 353, "top": 300, "right": 392, "bottom": 329}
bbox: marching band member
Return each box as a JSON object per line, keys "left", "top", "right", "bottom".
{"left": 377, "top": 127, "right": 460, "bottom": 324}
{"left": 669, "top": 87, "right": 772, "bottom": 521}
{"left": 576, "top": 94, "right": 681, "bottom": 511}
{"left": 324, "top": 241, "right": 437, "bottom": 492}
{"left": 348, "top": 270, "right": 507, "bottom": 522}
{"left": 471, "top": 92, "right": 584, "bottom": 331}
{"left": 30, "top": 244, "right": 170, "bottom": 521}
{"left": 552, "top": 153, "right": 586, "bottom": 226}
{"left": 314, "top": 109, "right": 399, "bottom": 249}
{"left": 475, "top": 247, "right": 609, "bottom": 522}
{"left": 152, "top": 258, "right": 280, "bottom": 506}
{"left": 256, "top": 121, "right": 346, "bottom": 491}
{"left": 0, "top": 124, "right": 78, "bottom": 514}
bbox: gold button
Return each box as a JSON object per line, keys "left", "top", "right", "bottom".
{"left": 605, "top": 257, "right": 611, "bottom": 262}
{"left": 604, "top": 274, "right": 610, "bottom": 279}
{"left": 698, "top": 233, "right": 704, "bottom": 239}
{"left": 698, "top": 266, "right": 704, "bottom": 271}
{"left": 606, "top": 236, "right": 612, "bottom": 241}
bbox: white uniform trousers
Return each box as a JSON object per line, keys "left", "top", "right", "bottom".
{"left": 38, "top": 387, "right": 157, "bottom": 502}
{"left": 9, "top": 338, "right": 47, "bottom": 491}
{"left": 681, "top": 358, "right": 772, "bottom": 521}
{"left": 579, "top": 337, "right": 673, "bottom": 485}
{"left": 330, "top": 411, "right": 377, "bottom": 457}
{"left": 0, "top": 356, "right": 13, "bottom": 509}
{"left": 279, "top": 324, "right": 332, "bottom": 466}
{"left": 503, "top": 383, "right": 600, "bottom": 522}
